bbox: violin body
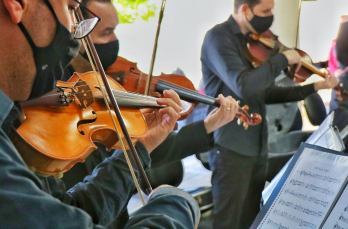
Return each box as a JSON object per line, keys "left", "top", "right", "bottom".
{"left": 245, "top": 30, "right": 348, "bottom": 99}
{"left": 10, "top": 72, "right": 147, "bottom": 176}
{"left": 244, "top": 30, "right": 321, "bottom": 82}
{"left": 106, "top": 56, "right": 196, "bottom": 119}
{"left": 107, "top": 57, "right": 196, "bottom": 95}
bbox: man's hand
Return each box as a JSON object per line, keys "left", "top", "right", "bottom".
{"left": 204, "top": 94, "right": 238, "bottom": 134}
{"left": 282, "top": 50, "right": 302, "bottom": 73}
{"left": 314, "top": 72, "right": 339, "bottom": 90}
{"left": 139, "top": 90, "right": 182, "bottom": 153}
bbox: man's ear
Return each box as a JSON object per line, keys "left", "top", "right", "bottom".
{"left": 3, "top": 0, "right": 27, "bottom": 23}
{"left": 239, "top": 4, "right": 249, "bottom": 14}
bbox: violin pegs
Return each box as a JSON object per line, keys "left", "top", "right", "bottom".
{"left": 250, "top": 114, "right": 253, "bottom": 118}
{"left": 237, "top": 118, "right": 241, "bottom": 125}
{"left": 243, "top": 123, "right": 249, "bottom": 130}
{"left": 242, "top": 105, "right": 249, "bottom": 111}
{"left": 236, "top": 100, "right": 240, "bottom": 106}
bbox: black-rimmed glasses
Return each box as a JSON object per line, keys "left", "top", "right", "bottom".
{"left": 72, "top": 0, "right": 101, "bottom": 39}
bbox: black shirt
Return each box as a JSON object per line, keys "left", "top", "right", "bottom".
{"left": 201, "top": 15, "right": 316, "bottom": 156}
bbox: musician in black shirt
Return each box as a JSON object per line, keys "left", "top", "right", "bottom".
{"left": 201, "top": 0, "right": 339, "bottom": 228}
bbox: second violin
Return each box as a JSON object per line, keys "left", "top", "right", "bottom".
{"left": 244, "top": 30, "right": 346, "bottom": 98}
{"left": 106, "top": 56, "right": 262, "bottom": 128}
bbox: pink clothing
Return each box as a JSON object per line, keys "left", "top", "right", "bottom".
{"left": 328, "top": 39, "right": 339, "bottom": 75}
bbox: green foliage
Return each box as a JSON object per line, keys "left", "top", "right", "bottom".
{"left": 114, "top": 0, "right": 157, "bottom": 24}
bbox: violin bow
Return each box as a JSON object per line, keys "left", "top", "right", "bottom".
{"left": 144, "top": 0, "right": 167, "bottom": 95}
{"left": 294, "top": 0, "right": 303, "bottom": 48}
{"left": 75, "top": 8, "right": 152, "bottom": 205}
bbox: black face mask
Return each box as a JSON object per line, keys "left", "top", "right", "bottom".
{"left": 18, "top": 0, "right": 81, "bottom": 100}
{"left": 248, "top": 9, "right": 274, "bottom": 34}
{"left": 81, "top": 40, "right": 119, "bottom": 70}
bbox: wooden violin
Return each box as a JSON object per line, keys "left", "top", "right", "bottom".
{"left": 106, "top": 56, "right": 262, "bottom": 128}
{"left": 244, "top": 30, "right": 347, "bottom": 98}
{"left": 10, "top": 71, "right": 261, "bottom": 176}
{"left": 107, "top": 57, "right": 196, "bottom": 119}
{"left": 10, "top": 72, "right": 163, "bottom": 176}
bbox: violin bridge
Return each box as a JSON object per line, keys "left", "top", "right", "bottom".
{"left": 71, "top": 79, "right": 94, "bottom": 109}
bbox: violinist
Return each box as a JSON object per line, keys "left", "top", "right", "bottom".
{"left": 63, "top": 0, "right": 239, "bottom": 171}
{"left": 201, "top": 0, "right": 339, "bottom": 228}
{"left": 61, "top": 0, "right": 239, "bottom": 227}
{"left": 0, "top": 0, "right": 200, "bottom": 228}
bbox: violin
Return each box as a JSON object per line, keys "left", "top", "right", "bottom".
{"left": 106, "top": 56, "right": 262, "bottom": 128}
{"left": 244, "top": 30, "right": 325, "bottom": 82}
{"left": 10, "top": 72, "right": 163, "bottom": 176}
{"left": 10, "top": 71, "right": 261, "bottom": 176}
{"left": 244, "top": 30, "right": 347, "bottom": 98}
{"left": 107, "top": 57, "right": 196, "bottom": 119}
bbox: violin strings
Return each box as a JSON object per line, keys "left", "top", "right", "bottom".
{"left": 78, "top": 31, "right": 148, "bottom": 205}
{"left": 157, "top": 79, "right": 217, "bottom": 105}
{"left": 61, "top": 76, "right": 216, "bottom": 103}
{"left": 61, "top": 80, "right": 157, "bottom": 100}
{"left": 64, "top": 73, "right": 215, "bottom": 102}
{"left": 37, "top": 86, "right": 161, "bottom": 108}
{"left": 42, "top": 82, "right": 160, "bottom": 101}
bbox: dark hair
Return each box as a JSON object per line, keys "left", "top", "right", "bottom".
{"left": 336, "top": 21, "right": 348, "bottom": 68}
{"left": 81, "top": 0, "right": 112, "bottom": 18}
{"left": 234, "top": 0, "right": 261, "bottom": 13}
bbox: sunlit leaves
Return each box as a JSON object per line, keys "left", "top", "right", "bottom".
{"left": 114, "top": 0, "right": 157, "bottom": 24}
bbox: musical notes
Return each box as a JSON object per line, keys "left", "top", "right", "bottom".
{"left": 284, "top": 189, "right": 329, "bottom": 208}
{"left": 289, "top": 179, "right": 335, "bottom": 195}
{"left": 333, "top": 222, "right": 344, "bottom": 229}
{"left": 298, "top": 170, "right": 341, "bottom": 183}
{"left": 273, "top": 209, "right": 317, "bottom": 229}
{"left": 266, "top": 219, "right": 289, "bottom": 229}
{"left": 338, "top": 214, "right": 348, "bottom": 224}
{"left": 255, "top": 147, "right": 348, "bottom": 229}
{"left": 278, "top": 199, "right": 323, "bottom": 217}
{"left": 322, "top": 185, "right": 348, "bottom": 228}
{"left": 344, "top": 205, "right": 348, "bottom": 212}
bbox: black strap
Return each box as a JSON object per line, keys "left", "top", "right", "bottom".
{"left": 17, "top": 0, "right": 59, "bottom": 49}
{"left": 18, "top": 22, "right": 36, "bottom": 49}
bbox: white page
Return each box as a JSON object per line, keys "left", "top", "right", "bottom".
{"left": 322, "top": 184, "right": 348, "bottom": 229}
{"left": 257, "top": 147, "right": 348, "bottom": 229}
{"left": 263, "top": 113, "right": 344, "bottom": 206}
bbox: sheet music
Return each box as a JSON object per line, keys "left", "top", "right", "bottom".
{"left": 322, "top": 184, "right": 348, "bottom": 229}
{"left": 257, "top": 147, "right": 348, "bottom": 229}
{"left": 262, "top": 112, "right": 344, "bottom": 206}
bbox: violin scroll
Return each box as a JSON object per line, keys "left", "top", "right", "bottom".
{"left": 236, "top": 106, "right": 262, "bottom": 130}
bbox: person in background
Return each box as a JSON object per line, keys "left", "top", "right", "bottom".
{"left": 330, "top": 18, "right": 348, "bottom": 132}
{"left": 201, "top": 0, "right": 339, "bottom": 228}
{"left": 328, "top": 15, "right": 348, "bottom": 77}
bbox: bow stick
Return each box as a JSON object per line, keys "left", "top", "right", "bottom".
{"left": 144, "top": 0, "right": 167, "bottom": 95}
{"left": 75, "top": 8, "right": 153, "bottom": 205}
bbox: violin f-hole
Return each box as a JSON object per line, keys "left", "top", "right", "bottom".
{"left": 77, "top": 110, "right": 97, "bottom": 135}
